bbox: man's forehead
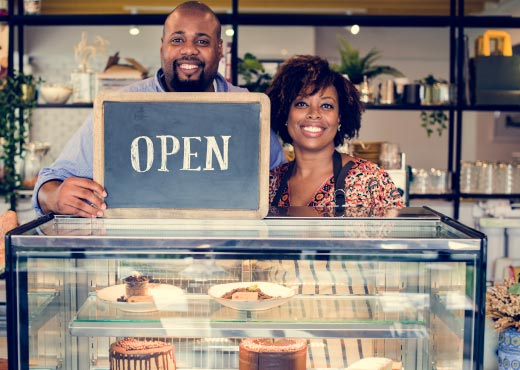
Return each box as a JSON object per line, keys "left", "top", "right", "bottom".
{"left": 166, "top": 10, "right": 219, "bottom": 32}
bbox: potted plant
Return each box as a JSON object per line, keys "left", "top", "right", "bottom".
{"left": 486, "top": 277, "right": 520, "bottom": 370}
{"left": 331, "top": 35, "right": 404, "bottom": 85}
{"left": 238, "top": 53, "right": 273, "bottom": 93}
{"left": 0, "top": 71, "right": 40, "bottom": 208}
{"left": 419, "top": 74, "right": 450, "bottom": 137}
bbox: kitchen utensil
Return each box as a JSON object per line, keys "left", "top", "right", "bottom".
{"left": 403, "top": 83, "right": 421, "bottom": 105}
{"left": 378, "top": 80, "right": 395, "bottom": 104}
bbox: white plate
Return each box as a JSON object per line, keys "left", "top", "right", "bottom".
{"left": 208, "top": 282, "right": 295, "bottom": 311}
{"left": 96, "top": 283, "right": 184, "bottom": 313}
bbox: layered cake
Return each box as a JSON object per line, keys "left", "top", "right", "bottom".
{"left": 109, "top": 338, "right": 176, "bottom": 370}
{"left": 124, "top": 274, "right": 149, "bottom": 298}
{"left": 239, "top": 338, "right": 307, "bottom": 370}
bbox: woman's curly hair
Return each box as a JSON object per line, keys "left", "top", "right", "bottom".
{"left": 266, "top": 55, "right": 364, "bottom": 147}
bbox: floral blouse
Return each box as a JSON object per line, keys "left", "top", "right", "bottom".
{"left": 269, "top": 157, "right": 405, "bottom": 210}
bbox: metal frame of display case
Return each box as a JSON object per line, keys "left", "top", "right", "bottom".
{"left": 5, "top": 207, "right": 486, "bottom": 370}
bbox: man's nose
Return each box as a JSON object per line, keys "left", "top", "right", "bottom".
{"left": 181, "top": 41, "right": 199, "bottom": 55}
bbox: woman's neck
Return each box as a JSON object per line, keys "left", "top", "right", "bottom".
{"left": 292, "top": 147, "right": 336, "bottom": 178}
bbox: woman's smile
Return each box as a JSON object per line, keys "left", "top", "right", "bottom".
{"left": 300, "top": 124, "right": 327, "bottom": 136}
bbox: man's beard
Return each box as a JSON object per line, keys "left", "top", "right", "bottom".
{"left": 169, "top": 61, "right": 211, "bottom": 92}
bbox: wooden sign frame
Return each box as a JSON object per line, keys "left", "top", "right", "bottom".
{"left": 93, "top": 92, "right": 270, "bottom": 219}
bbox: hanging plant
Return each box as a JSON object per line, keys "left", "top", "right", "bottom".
{"left": 420, "top": 110, "right": 448, "bottom": 137}
{"left": 0, "top": 71, "right": 40, "bottom": 206}
{"left": 419, "top": 74, "right": 449, "bottom": 137}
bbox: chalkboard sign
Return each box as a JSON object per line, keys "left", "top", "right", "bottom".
{"left": 93, "top": 92, "right": 270, "bottom": 219}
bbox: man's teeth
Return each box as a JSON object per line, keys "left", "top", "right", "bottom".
{"left": 180, "top": 64, "right": 198, "bottom": 70}
{"left": 303, "top": 126, "right": 323, "bottom": 133}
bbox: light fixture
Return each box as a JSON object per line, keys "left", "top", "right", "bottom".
{"left": 129, "top": 26, "right": 140, "bottom": 36}
{"left": 224, "top": 27, "right": 234, "bottom": 37}
{"left": 350, "top": 25, "right": 360, "bottom": 35}
{"left": 128, "top": 7, "right": 140, "bottom": 36}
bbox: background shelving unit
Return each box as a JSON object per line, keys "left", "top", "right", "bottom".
{"left": 3, "top": 0, "right": 520, "bottom": 219}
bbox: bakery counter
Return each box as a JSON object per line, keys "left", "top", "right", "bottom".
{"left": 6, "top": 207, "right": 486, "bottom": 370}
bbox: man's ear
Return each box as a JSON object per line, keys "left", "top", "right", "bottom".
{"left": 218, "top": 38, "right": 223, "bottom": 60}
{"left": 160, "top": 36, "right": 164, "bottom": 56}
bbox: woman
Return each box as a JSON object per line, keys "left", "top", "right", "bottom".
{"left": 267, "top": 55, "right": 404, "bottom": 213}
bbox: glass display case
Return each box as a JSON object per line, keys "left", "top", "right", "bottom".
{"left": 5, "top": 207, "right": 486, "bottom": 370}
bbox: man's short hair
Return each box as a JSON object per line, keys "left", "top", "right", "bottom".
{"left": 163, "top": 1, "right": 222, "bottom": 39}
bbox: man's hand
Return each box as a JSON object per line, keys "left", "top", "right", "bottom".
{"left": 38, "top": 177, "right": 107, "bottom": 218}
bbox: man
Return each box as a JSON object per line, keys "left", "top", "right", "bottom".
{"left": 32, "top": 1, "right": 285, "bottom": 218}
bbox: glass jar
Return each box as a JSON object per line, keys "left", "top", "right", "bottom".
{"left": 24, "top": 0, "right": 41, "bottom": 15}
{"left": 513, "top": 162, "right": 520, "bottom": 194}
{"left": 410, "top": 168, "right": 429, "bottom": 194}
{"left": 21, "top": 143, "right": 41, "bottom": 189}
{"left": 460, "top": 161, "right": 475, "bottom": 193}
{"left": 476, "top": 160, "right": 494, "bottom": 194}
{"left": 495, "top": 162, "right": 513, "bottom": 194}
{"left": 379, "top": 142, "right": 401, "bottom": 170}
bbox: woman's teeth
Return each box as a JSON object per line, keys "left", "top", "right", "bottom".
{"left": 302, "top": 126, "right": 323, "bottom": 133}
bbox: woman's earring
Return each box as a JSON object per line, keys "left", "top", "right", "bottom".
{"left": 285, "top": 121, "right": 288, "bottom": 127}
{"left": 338, "top": 124, "right": 342, "bottom": 132}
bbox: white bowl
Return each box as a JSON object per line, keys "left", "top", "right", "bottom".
{"left": 40, "top": 85, "right": 73, "bottom": 104}
{"left": 208, "top": 282, "right": 295, "bottom": 311}
{"left": 96, "top": 283, "right": 185, "bottom": 312}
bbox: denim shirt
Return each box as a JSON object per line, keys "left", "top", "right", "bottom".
{"left": 32, "top": 69, "right": 286, "bottom": 215}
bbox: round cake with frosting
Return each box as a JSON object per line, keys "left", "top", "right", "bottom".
{"left": 109, "top": 338, "right": 176, "bottom": 370}
{"left": 239, "top": 338, "right": 307, "bottom": 370}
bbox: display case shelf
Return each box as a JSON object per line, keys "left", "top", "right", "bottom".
{"left": 69, "top": 293, "right": 433, "bottom": 339}
{"left": 28, "top": 291, "right": 60, "bottom": 332}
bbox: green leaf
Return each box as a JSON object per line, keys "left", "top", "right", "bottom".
{"left": 237, "top": 52, "right": 273, "bottom": 92}
{"left": 508, "top": 283, "right": 520, "bottom": 295}
{"left": 333, "top": 35, "right": 403, "bottom": 84}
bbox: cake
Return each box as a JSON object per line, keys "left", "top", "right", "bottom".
{"left": 347, "top": 357, "right": 394, "bottom": 370}
{"left": 109, "top": 338, "right": 176, "bottom": 370}
{"left": 239, "top": 338, "right": 307, "bottom": 370}
{"left": 124, "top": 274, "right": 149, "bottom": 298}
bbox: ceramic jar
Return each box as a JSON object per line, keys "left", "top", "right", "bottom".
{"left": 498, "top": 327, "right": 520, "bottom": 370}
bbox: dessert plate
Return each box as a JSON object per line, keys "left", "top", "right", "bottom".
{"left": 96, "top": 283, "right": 184, "bottom": 312}
{"left": 208, "top": 282, "right": 295, "bottom": 311}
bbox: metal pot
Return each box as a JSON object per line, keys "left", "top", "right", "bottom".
{"left": 402, "top": 83, "right": 421, "bottom": 105}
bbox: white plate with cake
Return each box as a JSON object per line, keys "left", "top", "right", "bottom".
{"left": 208, "top": 282, "right": 295, "bottom": 311}
{"left": 97, "top": 283, "right": 184, "bottom": 313}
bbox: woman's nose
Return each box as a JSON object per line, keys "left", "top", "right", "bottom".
{"left": 307, "top": 109, "right": 321, "bottom": 119}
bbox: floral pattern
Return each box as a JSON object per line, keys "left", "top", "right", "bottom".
{"left": 269, "top": 157, "right": 405, "bottom": 209}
